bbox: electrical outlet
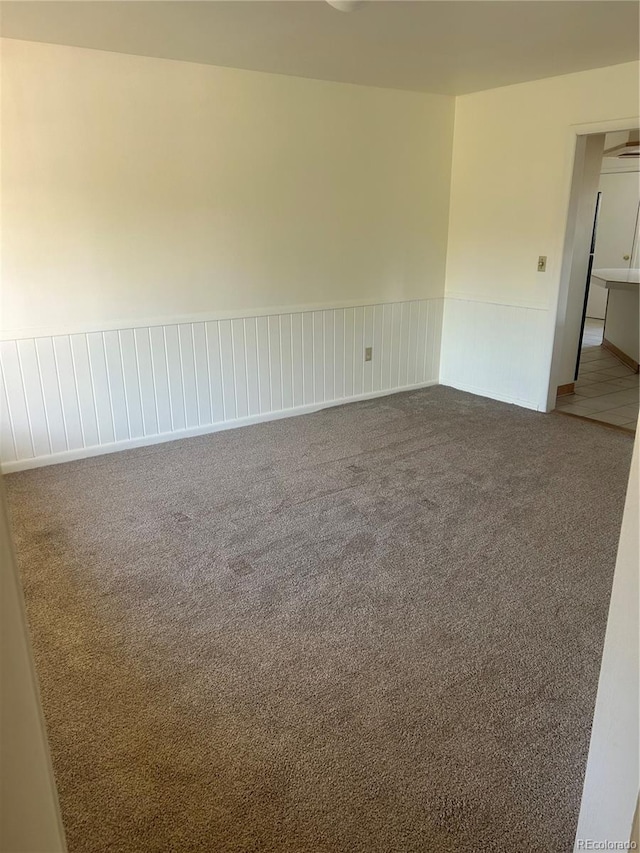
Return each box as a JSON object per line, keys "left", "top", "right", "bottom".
{"left": 537, "top": 256, "right": 547, "bottom": 272}
{"left": 364, "top": 347, "right": 373, "bottom": 362}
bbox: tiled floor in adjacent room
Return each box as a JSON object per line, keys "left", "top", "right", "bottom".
{"left": 556, "top": 318, "right": 638, "bottom": 432}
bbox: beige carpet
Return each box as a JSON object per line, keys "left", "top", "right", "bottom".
{"left": 5, "top": 386, "right": 634, "bottom": 853}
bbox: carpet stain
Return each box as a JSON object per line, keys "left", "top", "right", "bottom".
{"left": 229, "top": 557, "right": 254, "bottom": 577}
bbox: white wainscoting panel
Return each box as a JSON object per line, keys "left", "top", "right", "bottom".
{"left": 440, "top": 298, "right": 549, "bottom": 411}
{"left": 0, "top": 298, "right": 443, "bottom": 471}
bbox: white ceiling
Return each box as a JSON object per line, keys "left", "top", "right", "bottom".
{"left": 1, "top": 1, "right": 638, "bottom": 96}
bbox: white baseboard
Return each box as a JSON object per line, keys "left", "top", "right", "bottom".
{"left": 440, "top": 379, "right": 541, "bottom": 412}
{"left": 1, "top": 381, "right": 438, "bottom": 473}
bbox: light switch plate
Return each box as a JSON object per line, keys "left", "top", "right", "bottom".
{"left": 364, "top": 347, "right": 372, "bottom": 362}
{"left": 537, "top": 256, "right": 547, "bottom": 272}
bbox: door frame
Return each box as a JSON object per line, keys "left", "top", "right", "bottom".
{"left": 542, "top": 116, "right": 640, "bottom": 413}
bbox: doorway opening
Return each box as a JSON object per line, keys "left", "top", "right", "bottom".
{"left": 551, "top": 128, "right": 639, "bottom": 433}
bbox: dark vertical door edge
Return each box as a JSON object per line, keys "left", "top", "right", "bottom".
{"left": 574, "top": 191, "right": 602, "bottom": 381}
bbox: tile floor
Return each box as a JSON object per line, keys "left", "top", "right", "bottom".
{"left": 555, "top": 318, "right": 638, "bottom": 432}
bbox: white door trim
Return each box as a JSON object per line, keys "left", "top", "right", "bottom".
{"left": 542, "top": 116, "right": 640, "bottom": 413}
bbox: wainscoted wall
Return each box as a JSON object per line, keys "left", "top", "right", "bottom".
{"left": 0, "top": 299, "right": 442, "bottom": 472}
{"left": 439, "top": 298, "right": 550, "bottom": 411}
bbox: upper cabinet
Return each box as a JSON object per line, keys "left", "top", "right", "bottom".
{"left": 586, "top": 170, "right": 640, "bottom": 320}
{"left": 594, "top": 171, "right": 639, "bottom": 270}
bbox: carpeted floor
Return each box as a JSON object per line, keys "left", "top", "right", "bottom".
{"left": 5, "top": 386, "right": 634, "bottom": 853}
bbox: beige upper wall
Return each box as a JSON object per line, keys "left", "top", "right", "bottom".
{"left": 445, "top": 61, "right": 640, "bottom": 310}
{"left": 3, "top": 40, "right": 638, "bottom": 339}
{"left": 0, "top": 38, "right": 454, "bottom": 337}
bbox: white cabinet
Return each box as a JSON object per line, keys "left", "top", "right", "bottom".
{"left": 586, "top": 171, "right": 640, "bottom": 320}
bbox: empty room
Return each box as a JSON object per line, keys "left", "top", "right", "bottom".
{"left": 1, "top": 3, "right": 639, "bottom": 852}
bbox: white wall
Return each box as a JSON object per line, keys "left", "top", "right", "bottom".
{"left": 574, "top": 433, "right": 639, "bottom": 849}
{"left": 604, "top": 289, "right": 640, "bottom": 364}
{"left": 0, "top": 481, "right": 67, "bottom": 852}
{"left": 441, "top": 61, "right": 640, "bottom": 410}
{"left": 2, "top": 41, "right": 640, "bottom": 468}
{"left": 0, "top": 38, "right": 454, "bottom": 339}
{"left": 0, "top": 298, "right": 443, "bottom": 471}
{"left": 586, "top": 276, "right": 608, "bottom": 321}
{"left": 0, "top": 38, "right": 453, "bottom": 469}
{"left": 440, "top": 297, "right": 547, "bottom": 410}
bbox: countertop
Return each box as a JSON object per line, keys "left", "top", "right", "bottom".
{"left": 591, "top": 268, "right": 640, "bottom": 292}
